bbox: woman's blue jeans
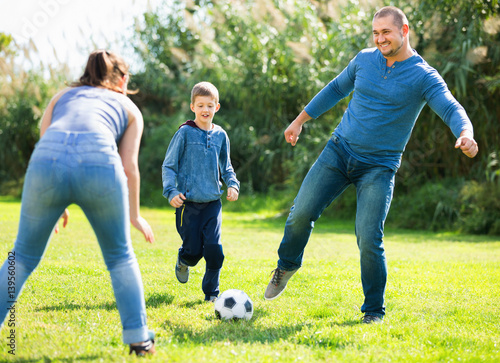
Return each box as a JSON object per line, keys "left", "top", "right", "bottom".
{"left": 0, "top": 131, "right": 150, "bottom": 344}
{"left": 277, "top": 135, "right": 396, "bottom": 317}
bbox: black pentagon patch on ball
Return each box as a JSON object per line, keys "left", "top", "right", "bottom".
{"left": 224, "top": 297, "right": 236, "bottom": 309}
{"left": 215, "top": 310, "right": 221, "bottom": 319}
{"left": 244, "top": 301, "right": 252, "bottom": 313}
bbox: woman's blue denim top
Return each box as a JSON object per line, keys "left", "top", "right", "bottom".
{"left": 47, "top": 86, "right": 129, "bottom": 143}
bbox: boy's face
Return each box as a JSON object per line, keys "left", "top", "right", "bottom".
{"left": 190, "top": 95, "right": 220, "bottom": 125}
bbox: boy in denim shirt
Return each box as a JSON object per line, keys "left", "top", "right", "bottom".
{"left": 162, "top": 82, "right": 240, "bottom": 302}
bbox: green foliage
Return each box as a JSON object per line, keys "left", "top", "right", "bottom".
{"left": 0, "top": 75, "right": 43, "bottom": 182}
{"left": 0, "top": 33, "right": 69, "bottom": 188}
{"left": 139, "top": 113, "right": 188, "bottom": 207}
{"left": 130, "top": 0, "right": 500, "bottom": 235}
{"left": 1, "top": 1, "right": 499, "bottom": 235}
{"left": 458, "top": 180, "right": 500, "bottom": 235}
{"left": 392, "top": 0, "right": 500, "bottom": 191}
{"left": 1, "top": 199, "right": 499, "bottom": 361}
{"left": 389, "top": 178, "right": 500, "bottom": 235}
{"left": 388, "top": 0, "right": 500, "bottom": 236}
{"left": 389, "top": 179, "right": 463, "bottom": 231}
{"left": 131, "top": 0, "right": 369, "bottom": 193}
{"left": 0, "top": 33, "right": 13, "bottom": 52}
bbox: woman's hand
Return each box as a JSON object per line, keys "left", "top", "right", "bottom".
{"left": 131, "top": 216, "right": 155, "bottom": 243}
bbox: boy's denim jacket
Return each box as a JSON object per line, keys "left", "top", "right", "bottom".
{"left": 162, "top": 121, "right": 240, "bottom": 203}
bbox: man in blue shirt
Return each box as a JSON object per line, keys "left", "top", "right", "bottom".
{"left": 264, "top": 6, "right": 478, "bottom": 323}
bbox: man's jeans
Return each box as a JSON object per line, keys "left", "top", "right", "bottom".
{"left": 277, "top": 135, "right": 396, "bottom": 316}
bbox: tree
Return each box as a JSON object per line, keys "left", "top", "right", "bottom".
{"left": 0, "top": 33, "right": 68, "bottom": 191}
{"left": 132, "top": 0, "right": 371, "bottom": 192}
{"left": 382, "top": 0, "right": 499, "bottom": 188}
{"left": 132, "top": 0, "right": 499, "bottom": 195}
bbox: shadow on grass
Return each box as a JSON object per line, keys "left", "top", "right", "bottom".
{"left": 161, "top": 313, "right": 362, "bottom": 345}
{"left": 37, "top": 292, "right": 175, "bottom": 312}
{"left": 146, "top": 292, "right": 175, "bottom": 307}
{"left": 37, "top": 301, "right": 117, "bottom": 312}
{"left": 164, "top": 319, "right": 308, "bottom": 344}
{"left": 180, "top": 299, "right": 206, "bottom": 308}
{"left": 6, "top": 355, "right": 101, "bottom": 363}
{"left": 330, "top": 319, "right": 361, "bottom": 327}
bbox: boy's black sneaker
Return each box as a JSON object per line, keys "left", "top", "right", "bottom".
{"left": 362, "top": 314, "right": 383, "bottom": 324}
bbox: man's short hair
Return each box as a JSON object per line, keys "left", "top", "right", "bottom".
{"left": 191, "top": 82, "right": 219, "bottom": 104}
{"left": 373, "top": 6, "right": 408, "bottom": 29}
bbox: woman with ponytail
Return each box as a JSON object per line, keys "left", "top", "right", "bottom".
{"left": 0, "top": 50, "right": 156, "bottom": 356}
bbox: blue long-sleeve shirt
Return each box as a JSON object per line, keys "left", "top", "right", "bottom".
{"left": 162, "top": 121, "right": 240, "bottom": 203}
{"left": 304, "top": 48, "right": 473, "bottom": 170}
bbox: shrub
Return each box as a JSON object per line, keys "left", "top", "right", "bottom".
{"left": 388, "top": 179, "right": 462, "bottom": 231}
{"left": 0, "top": 34, "right": 68, "bottom": 189}
{"left": 458, "top": 181, "right": 500, "bottom": 235}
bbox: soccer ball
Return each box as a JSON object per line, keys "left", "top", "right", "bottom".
{"left": 214, "top": 289, "right": 253, "bottom": 321}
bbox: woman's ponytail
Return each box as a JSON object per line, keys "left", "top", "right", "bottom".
{"left": 72, "top": 50, "right": 135, "bottom": 94}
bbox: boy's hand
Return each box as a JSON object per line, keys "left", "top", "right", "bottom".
{"left": 170, "top": 193, "right": 186, "bottom": 208}
{"left": 227, "top": 187, "right": 239, "bottom": 202}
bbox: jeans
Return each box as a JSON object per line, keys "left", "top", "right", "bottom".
{"left": 277, "top": 135, "right": 396, "bottom": 317}
{"left": 176, "top": 200, "right": 223, "bottom": 300}
{"left": 0, "top": 131, "right": 149, "bottom": 344}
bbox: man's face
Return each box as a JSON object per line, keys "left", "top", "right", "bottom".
{"left": 372, "top": 15, "right": 405, "bottom": 59}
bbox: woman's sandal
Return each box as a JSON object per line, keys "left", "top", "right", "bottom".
{"left": 129, "top": 339, "right": 155, "bottom": 356}
{"left": 129, "top": 331, "right": 156, "bottom": 356}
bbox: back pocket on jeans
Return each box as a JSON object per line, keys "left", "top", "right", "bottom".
{"left": 24, "top": 160, "right": 57, "bottom": 195}
{"left": 81, "top": 164, "right": 117, "bottom": 197}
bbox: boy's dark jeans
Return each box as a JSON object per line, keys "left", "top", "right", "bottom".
{"left": 176, "top": 199, "right": 223, "bottom": 299}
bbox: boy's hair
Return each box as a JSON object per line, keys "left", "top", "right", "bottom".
{"left": 373, "top": 6, "right": 408, "bottom": 30}
{"left": 191, "top": 82, "right": 219, "bottom": 104}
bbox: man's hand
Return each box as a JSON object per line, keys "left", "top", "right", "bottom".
{"left": 455, "top": 130, "right": 478, "bottom": 158}
{"left": 284, "top": 110, "right": 311, "bottom": 146}
{"left": 284, "top": 121, "right": 302, "bottom": 146}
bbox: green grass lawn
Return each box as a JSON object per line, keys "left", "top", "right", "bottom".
{"left": 0, "top": 196, "right": 499, "bottom": 362}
